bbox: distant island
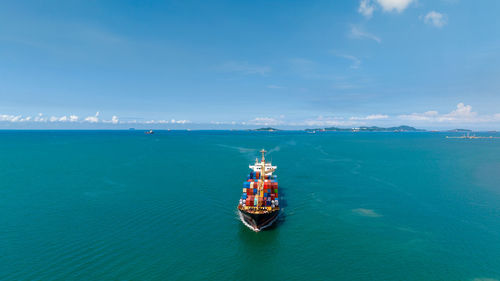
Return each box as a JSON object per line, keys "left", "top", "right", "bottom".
{"left": 238, "top": 126, "right": 483, "bottom": 133}
{"left": 250, "top": 127, "right": 280, "bottom": 132}
{"left": 305, "top": 125, "right": 424, "bottom": 132}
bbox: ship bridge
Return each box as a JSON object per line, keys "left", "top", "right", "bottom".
{"left": 249, "top": 162, "right": 276, "bottom": 174}
{"left": 248, "top": 149, "right": 277, "bottom": 175}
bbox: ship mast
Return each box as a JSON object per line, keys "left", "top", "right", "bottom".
{"left": 260, "top": 149, "right": 266, "bottom": 182}
{"left": 259, "top": 149, "right": 266, "bottom": 208}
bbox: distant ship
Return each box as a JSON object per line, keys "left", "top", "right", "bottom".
{"left": 145, "top": 129, "right": 154, "bottom": 134}
{"left": 237, "top": 149, "right": 280, "bottom": 231}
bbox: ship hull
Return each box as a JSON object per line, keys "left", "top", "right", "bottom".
{"left": 238, "top": 209, "right": 279, "bottom": 232}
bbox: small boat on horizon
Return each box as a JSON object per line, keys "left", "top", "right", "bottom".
{"left": 145, "top": 129, "right": 154, "bottom": 134}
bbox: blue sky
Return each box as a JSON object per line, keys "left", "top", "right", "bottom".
{"left": 1, "top": 0, "right": 499, "bottom": 129}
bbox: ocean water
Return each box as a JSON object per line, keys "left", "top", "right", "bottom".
{"left": 2, "top": 130, "right": 500, "bottom": 281}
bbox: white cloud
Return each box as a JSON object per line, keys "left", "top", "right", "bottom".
{"left": 171, "top": 119, "right": 190, "bottom": 124}
{"left": 358, "top": 0, "right": 375, "bottom": 18}
{"left": 292, "top": 116, "right": 359, "bottom": 127}
{"left": 350, "top": 26, "right": 381, "bottom": 43}
{"left": 358, "top": 0, "right": 413, "bottom": 17}
{"left": 34, "top": 113, "right": 46, "bottom": 122}
{"left": 337, "top": 54, "right": 362, "bottom": 69}
{"left": 0, "top": 114, "right": 21, "bottom": 122}
{"left": 398, "top": 103, "right": 488, "bottom": 123}
{"left": 350, "top": 114, "right": 389, "bottom": 120}
{"left": 423, "top": 11, "right": 447, "bottom": 28}
{"left": 445, "top": 103, "right": 476, "bottom": 119}
{"left": 145, "top": 119, "right": 169, "bottom": 124}
{"left": 376, "top": 0, "right": 414, "bottom": 13}
{"left": 122, "top": 119, "right": 189, "bottom": 124}
{"left": 218, "top": 61, "right": 271, "bottom": 76}
{"left": 103, "top": 115, "right": 120, "bottom": 124}
{"left": 0, "top": 112, "right": 191, "bottom": 125}
{"left": 248, "top": 117, "right": 283, "bottom": 126}
{"left": 210, "top": 120, "right": 239, "bottom": 125}
{"left": 399, "top": 110, "right": 439, "bottom": 121}
{"left": 84, "top": 112, "right": 100, "bottom": 123}
{"left": 0, "top": 115, "right": 39, "bottom": 122}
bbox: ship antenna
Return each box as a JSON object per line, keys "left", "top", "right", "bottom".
{"left": 258, "top": 149, "right": 267, "bottom": 208}
{"left": 260, "top": 149, "right": 267, "bottom": 181}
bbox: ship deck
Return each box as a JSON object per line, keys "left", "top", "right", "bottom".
{"left": 238, "top": 205, "right": 280, "bottom": 214}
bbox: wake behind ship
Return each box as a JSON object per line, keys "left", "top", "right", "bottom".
{"left": 238, "top": 149, "right": 280, "bottom": 231}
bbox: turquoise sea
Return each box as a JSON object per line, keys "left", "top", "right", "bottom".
{"left": 2, "top": 130, "right": 500, "bottom": 281}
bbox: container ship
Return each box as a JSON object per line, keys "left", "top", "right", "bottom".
{"left": 237, "top": 149, "right": 280, "bottom": 231}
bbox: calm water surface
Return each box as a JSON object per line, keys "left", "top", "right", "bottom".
{"left": 1, "top": 130, "right": 500, "bottom": 280}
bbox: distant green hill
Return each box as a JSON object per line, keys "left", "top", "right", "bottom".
{"left": 305, "top": 125, "right": 424, "bottom": 132}
{"left": 250, "top": 127, "right": 280, "bottom": 131}
{"left": 447, "top": 128, "right": 472, "bottom": 132}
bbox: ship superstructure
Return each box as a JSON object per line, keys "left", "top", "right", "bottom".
{"left": 237, "top": 149, "right": 280, "bottom": 231}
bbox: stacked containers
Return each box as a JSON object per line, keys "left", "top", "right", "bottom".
{"left": 241, "top": 171, "right": 278, "bottom": 208}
